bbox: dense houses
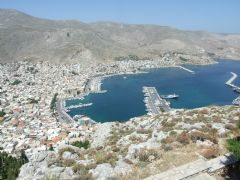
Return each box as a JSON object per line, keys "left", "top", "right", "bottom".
{"left": 0, "top": 58, "right": 175, "bottom": 156}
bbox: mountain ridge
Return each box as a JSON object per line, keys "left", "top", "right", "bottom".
{"left": 0, "top": 9, "right": 240, "bottom": 64}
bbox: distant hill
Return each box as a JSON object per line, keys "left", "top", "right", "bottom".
{"left": 0, "top": 9, "right": 240, "bottom": 64}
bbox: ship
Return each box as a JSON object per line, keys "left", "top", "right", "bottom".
{"left": 160, "top": 94, "right": 179, "bottom": 99}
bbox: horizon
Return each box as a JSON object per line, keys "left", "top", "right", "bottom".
{"left": 0, "top": 0, "right": 240, "bottom": 33}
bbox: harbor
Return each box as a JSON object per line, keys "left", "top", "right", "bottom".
{"left": 143, "top": 86, "right": 172, "bottom": 115}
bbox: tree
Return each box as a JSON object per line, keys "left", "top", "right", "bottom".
{"left": 0, "top": 111, "right": 5, "bottom": 117}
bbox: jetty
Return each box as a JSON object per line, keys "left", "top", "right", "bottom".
{"left": 225, "top": 72, "right": 238, "bottom": 88}
{"left": 233, "top": 96, "right": 240, "bottom": 106}
{"left": 65, "top": 103, "right": 93, "bottom": 111}
{"left": 175, "top": 65, "right": 195, "bottom": 74}
{"left": 143, "top": 86, "right": 171, "bottom": 115}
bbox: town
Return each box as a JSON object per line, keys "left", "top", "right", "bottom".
{"left": 0, "top": 58, "right": 178, "bottom": 156}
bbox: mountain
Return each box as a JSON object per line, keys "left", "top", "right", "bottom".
{"left": 0, "top": 9, "right": 240, "bottom": 64}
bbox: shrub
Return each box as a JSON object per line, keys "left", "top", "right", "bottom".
{"left": 27, "top": 98, "right": 39, "bottom": 104}
{"left": 95, "top": 151, "right": 118, "bottom": 166}
{"left": 71, "top": 141, "right": 90, "bottom": 149}
{"left": 200, "top": 147, "right": 219, "bottom": 159}
{"left": 58, "top": 147, "right": 75, "bottom": 157}
{"left": 138, "top": 149, "right": 161, "bottom": 162}
{"left": 62, "top": 159, "right": 76, "bottom": 167}
{"left": 0, "top": 111, "right": 6, "bottom": 117}
{"left": 177, "top": 132, "right": 190, "bottom": 145}
{"left": 162, "top": 144, "right": 173, "bottom": 151}
{"left": 11, "top": 79, "right": 22, "bottom": 85}
{"left": 0, "top": 151, "right": 28, "bottom": 180}
{"left": 227, "top": 138, "right": 240, "bottom": 159}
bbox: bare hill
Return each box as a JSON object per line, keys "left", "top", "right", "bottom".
{"left": 0, "top": 9, "right": 240, "bottom": 64}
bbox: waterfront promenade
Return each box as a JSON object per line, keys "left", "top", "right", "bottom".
{"left": 56, "top": 99, "right": 75, "bottom": 123}
{"left": 143, "top": 86, "right": 171, "bottom": 114}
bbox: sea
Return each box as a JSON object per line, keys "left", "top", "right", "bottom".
{"left": 65, "top": 59, "right": 240, "bottom": 123}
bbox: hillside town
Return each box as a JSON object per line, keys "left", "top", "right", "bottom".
{"left": 0, "top": 58, "right": 179, "bottom": 156}
{"left": 0, "top": 56, "right": 240, "bottom": 179}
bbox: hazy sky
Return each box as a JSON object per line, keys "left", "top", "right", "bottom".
{"left": 0, "top": 0, "right": 240, "bottom": 33}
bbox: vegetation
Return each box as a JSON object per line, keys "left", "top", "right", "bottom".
{"left": 227, "top": 119, "right": 240, "bottom": 159}
{"left": 71, "top": 140, "right": 90, "bottom": 149}
{"left": 50, "top": 93, "right": 58, "bottom": 110}
{"left": 0, "top": 151, "right": 28, "bottom": 180}
{"left": 58, "top": 147, "right": 75, "bottom": 157}
{"left": 179, "top": 56, "right": 189, "bottom": 62}
{"left": 0, "top": 111, "right": 6, "bottom": 117}
{"left": 11, "top": 79, "right": 22, "bottom": 85}
{"left": 95, "top": 151, "right": 118, "bottom": 166}
{"left": 71, "top": 71, "right": 79, "bottom": 75}
{"left": 227, "top": 138, "right": 240, "bottom": 159}
{"left": 27, "top": 98, "right": 39, "bottom": 104}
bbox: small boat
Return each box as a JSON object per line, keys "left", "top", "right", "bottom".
{"left": 160, "top": 94, "right": 179, "bottom": 99}
{"left": 123, "top": 76, "right": 127, "bottom": 79}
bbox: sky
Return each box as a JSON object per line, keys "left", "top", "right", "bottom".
{"left": 0, "top": 0, "right": 240, "bottom": 33}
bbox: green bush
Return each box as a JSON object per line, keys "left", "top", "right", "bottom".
{"left": 71, "top": 141, "right": 90, "bottom": 149}
{"left": 0, "top": 151, "right": 28, "bottom": 180}
{"left": 50, "top": 93, "right": 58, "bottom": 110}
{"left": 227, "top": 138, "right": 240, "bottom": 159}
{"left": 27, "top": 98, "right": 39, "bottom": 104}
{"left": 11, "top": 79, "right": 22, "bottom": 85}
{"left": 0, "top": 111, "right": 6, "bottom": 117}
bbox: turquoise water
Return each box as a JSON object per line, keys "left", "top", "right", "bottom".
{"left": 66, "top": 60, "right": 240, "bottom": 123}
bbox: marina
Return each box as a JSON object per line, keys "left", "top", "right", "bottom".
{"left": 143, "top": 86, "right": 171, "bottom": 114}
{"left": 66, "top": 60, "right": 240, "bottom": 122}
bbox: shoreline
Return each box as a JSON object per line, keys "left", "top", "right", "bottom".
{"left": 60, "top": 59, "right": 235, "bottom": 124}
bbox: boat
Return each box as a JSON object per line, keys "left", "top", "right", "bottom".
{"left": 160, "top": 94, "right": 179, "bottom": 99}
{"left": 123, "top": 76, "right": 127, "bottom": 79}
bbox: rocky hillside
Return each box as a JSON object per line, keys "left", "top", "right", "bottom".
{"left": 1, "top": 9, "right": 240, "bottom": 64}
{"left": 17, "top": 106, "right": 240, "bottom": 179}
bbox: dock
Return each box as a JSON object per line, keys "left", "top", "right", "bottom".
{"left": 225, "top": 72, "right": 238, "bottom": 88}
{"left": 65, "top": 103, "right": 93, "bottom": 111}
{"left": 175, "top": 65, "right": 195, "bottom": 74}
{"left": 233, "top": 96, "right": 240, "bottom": 106}
{"left": 143, "top": 87, "right": 171, "bottom": 115}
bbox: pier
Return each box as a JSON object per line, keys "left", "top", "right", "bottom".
{"left": 143, "top": 86, "right": 171, "bottom": 115}
{"left": 233, "top": 96, "right": 240, "bottom": 106}
{"left": 175, "top": 65, "right": 195, "bottom": 74}
{"left": 65, "top": 103, "right": 93, "bottom": 111}
{"left": 225, "top": 72, "right": 238, "bottom": 88}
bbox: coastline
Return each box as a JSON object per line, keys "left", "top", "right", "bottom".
{"left": 60, "top": 58, "right": 240, "bottom": 124}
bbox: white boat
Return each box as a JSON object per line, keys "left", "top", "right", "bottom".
{"left": 160, "top": 94, "right": 179, "bottom": 99}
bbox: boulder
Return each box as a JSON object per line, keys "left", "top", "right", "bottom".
{"left": 62, "top": 151, "right": 79, "bottom": 160}
{"left": 90, "top": 163, "right": 115, "bottom": 180}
